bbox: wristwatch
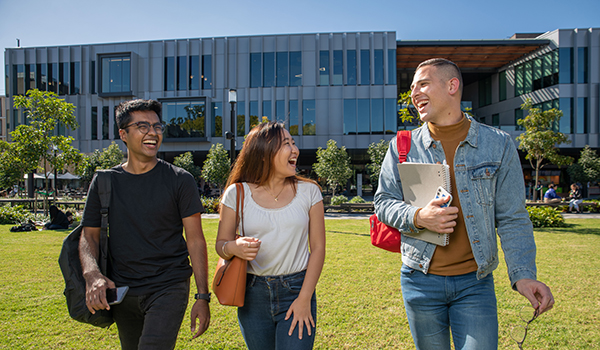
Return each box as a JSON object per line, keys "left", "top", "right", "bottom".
{"left": 194, "top": 293, "right": 211, "bottom": 302}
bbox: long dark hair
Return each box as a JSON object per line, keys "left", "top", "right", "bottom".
{"left": 225, "top": 121, "right": 318, "bottom": 193}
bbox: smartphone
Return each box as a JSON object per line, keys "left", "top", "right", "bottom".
{"left": 106, "top": 286, "right": 129, "bottom": 305}
{"left": 435, "top": 186, "right": 453, "bottom": 208}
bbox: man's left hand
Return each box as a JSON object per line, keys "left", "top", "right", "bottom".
{"left": 190, "top": 300, "right": 210, "bottom": 339}
{"left": 515, "top": 278, "right": 555, "bottom": 315}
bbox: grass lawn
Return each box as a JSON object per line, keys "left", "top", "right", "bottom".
{"left": 0, "top": 218, "right": 599, "bottom": 349}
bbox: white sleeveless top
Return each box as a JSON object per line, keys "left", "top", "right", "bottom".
{"left": 221, "top": 181, "right": 323, "bottom": 276}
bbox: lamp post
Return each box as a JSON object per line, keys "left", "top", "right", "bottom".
{"left": 226, "top": 89, "right": 237, "bottom": 163}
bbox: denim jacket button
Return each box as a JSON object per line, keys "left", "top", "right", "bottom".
{"left": 419, "top": 264, "right": 423, "bottom": 268}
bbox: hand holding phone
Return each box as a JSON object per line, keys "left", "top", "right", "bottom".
{"left": 435, "top": 186, "right": 453, "bottom": 208}
{"left": 106, "top": 286, "right": 129, "bottom": 305}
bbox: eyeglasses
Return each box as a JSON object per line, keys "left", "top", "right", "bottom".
{"left": 121, "top": 121, "right": 165, "bottom": 134}
{"left": 510, "top": 305, "right": 539, "bottom": 349}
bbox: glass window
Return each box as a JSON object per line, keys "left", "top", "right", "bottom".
{"left": 113, "top": 106, "right": 119, "bottom": 139}
{"left": 162, "top": 100, "right": 206, "bottom": 138}
{"left": 492, "top": 113, "right": 499, "bottom": 128}
{"left": 90, "top": 61, "right": 95, "bottom": 94}
{"left": 5, "top": 64, "right": 8, "bottom": 97}
{"left": 263, "top": 52, "right": 275, "bottom": 87}
{"left": 164, "top": 57, "right": 175, "bottom": 91}
{"left": 360, "top": 50, "right": 370, "bottom": 85}
{"left": 276, "top": 52, "right": 289, "bottom": 87}
{"left": 211, "top": 102, "right": 222, "bottom": 137}
{"left": 347, "top": 50, "right": 357, "bottom": 85}
{"left": 357, "top": 99, "right": 370, "bottom": 134}
{"left": 479, "top": 76, "right": 492, "bottom": 107}
{"left": 59, "top": 62, "right": 69, "bottom": 95}
{"left": 202, "top": 55, "right": 212, "bottom": 89}
{"left": 388, "top": 49, "right": 396, "bottom": 85}
{"left": 250, "top": 53, "right": 261, "bottom": 88}
{"left": 236, "top": 102, "right": 245, "bottom": 136}
{"left": 577, "top": 47, "right": 588, "bottom": 83}
{"left": 249, "top": 101, "right": 259, "bottom": 130}
{"left": 499, "top": 70, "right": 507, "bottom": 101}
{"left": 385, "top": 98, "right": 397, "bottom": 133}
{"left": 177, "top": 56, "right": 186, "bottom": 91}
{"left": 319, "top": 51, "right": 329, "bottom": 86}
{"left": 290, "top": 51, "right": 302, "bottom": 86}
{"left": 37, "top": 63, "right": 47, "bottom": 92}
{"left": 533, "top": 58, "right": 542, "bottom": 91}
{"left": 524, "top": 61, "right": 532, "bottom": 94}
{"left": 189, "top": 56, "right": 199, "bottom": 90}
{"left": 49, "top": 63, "right": 58, "bottom": 93}
{"left": 302, "top": 100, "right": 316, "bottom": 135}
{"left": 552, "top": 50, "right": 559, "bottom": 85}
{"left": 26, "top": 64, "right": 35, "bottom": 92}
{"left": 289, "top": 100, "right": 298, "bottom": 135}
{"left": 275, "top": 100, "right": 285, "bottom": 123}
{"left": 371, "top": 98, "right": 384, "bottom": 134}
{"left": 102, "top": 106, "right": 109, "bottom": 140}
{"left": 262, "top": 101, "right": 272, "bottom": 121}
{"left": 515, "top": 65, "right": 523, "bottom": 97}
{"left": 577, "top": 97, "right": 587, "bottom": 134}
{"left": 515, "top": 109, "right": 524, "bottom": 131}
{"left": 332, "top": 50, "right": 343, "bottom": 85}
{"left": 558, "top": 48, "right": 572, "bottom": 84}
{"left": 374, "top": 49, "right": 384, "bottom": 85}
{"left": 343, "top": 99, "right": 356, "bottom": 135}
{"left": 542, "top": 53, "right": 553, "bottom": 87}
{"left": 70, "top": 62, "right": 80, "bottom": 95}
{"left": 559, "top": 98, "right": 572, "bottom": 134}
{"left": 100, "top": 55, "right": 131, "bottom": 94}
{"left": 13, "top": 64, "right": 24, "bottom": 95}
{"left": 91, "top": 107, "right": 98, "bottom": 140}
{"left": 12, "top": 109, "right": 21, "bottom": 129}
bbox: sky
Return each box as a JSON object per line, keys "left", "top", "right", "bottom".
{"left": 2, "top": 0, "right": 600, "bottom": 95}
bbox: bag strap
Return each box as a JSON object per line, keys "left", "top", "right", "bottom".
{"left": 235, "top": 183, "right": 245, "bottom": 237}
{"left": 396, "top": 130, "right": 412, "bottom": 163}
{"left": 96, "top": 171, "right": 111, "bottom": 275}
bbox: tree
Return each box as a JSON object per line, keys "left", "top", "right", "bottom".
{"left": 174, "top": 151, "right": 202, "bottom": 182}
{"left": 201, "top": 143, "right": 230, "bottom": 193}
{"left": 567, "top": 145, "right": 600, "bottom": 185}
{"left": 313, "top": 139, "right": 353, "bottom": 196}
{"left": 77, "top": 142, "right": 124, "bottom": 183}
{"left": 516, "top": 98, "right": 573, "bottom": 200}
{"left": 367, "top": 139, "right": 389, "bottom": 191}
{"left": 8, "top": 90, "right": 83, "bottom": 210}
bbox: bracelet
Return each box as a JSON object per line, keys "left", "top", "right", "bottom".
{"left": 222, "top": 241, "right": 232, "bottom": 259}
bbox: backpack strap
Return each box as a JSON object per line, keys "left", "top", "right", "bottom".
{"left": 96, "top": 171, "right": 111, "bottom": 275}
{"left": 396, "top": 130, "right": 412, "bottom": 163}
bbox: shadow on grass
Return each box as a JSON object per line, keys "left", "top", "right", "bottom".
{"left": 327, "top": 230, "right": 370, "bottom": 237}
{"left": 536, "top": 223, "right": 600, "bottom": 236}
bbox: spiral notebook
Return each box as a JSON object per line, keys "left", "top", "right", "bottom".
{"left": 397, "top": 162, "right": 452, "bottom": 246}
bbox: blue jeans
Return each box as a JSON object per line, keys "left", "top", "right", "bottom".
{"left": 401, "top": 265, "right": 498, "bottom": 350}
{"left": 238, "top": 270, "right": 317, "bottom": 350}
{"left": 111, "top": 280, "right": 189, "bottom": 350}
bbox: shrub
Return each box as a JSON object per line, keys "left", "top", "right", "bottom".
{"left": 0, "top": 205, "right": 31, "bottom": 225}
{"left": 201, "top": 196, "right": 220, "bottom": 214}
{"left": 348, "top": 196, "right": 366, "bottom": 204}
{"left": 527, "top": 206, "right": 567, "bottom": 228}
{"left": 330, "top": 195, "right": 348, "bottom": 206}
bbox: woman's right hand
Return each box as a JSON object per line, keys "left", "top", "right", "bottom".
{"left": 231, "top": 237, "right": 261, "bottom": 261}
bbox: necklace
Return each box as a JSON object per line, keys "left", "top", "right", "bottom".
{"left": 263, "top": 184, "right": 285, "bottom": 201}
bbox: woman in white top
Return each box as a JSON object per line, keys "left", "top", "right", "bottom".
{"left": 215, "top": 121, "right": 326, "bottom": 350}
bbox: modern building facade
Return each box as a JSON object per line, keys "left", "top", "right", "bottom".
{"left": 3, "top": 28, "right": 599, "bottom": 186}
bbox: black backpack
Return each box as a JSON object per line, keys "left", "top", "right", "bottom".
{"left": 58, "top": 171, "right": 113, "bottom": 328}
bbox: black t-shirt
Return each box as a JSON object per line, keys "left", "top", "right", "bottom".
{"left": 81, "top": 159, "right": 205, "bottom": 295}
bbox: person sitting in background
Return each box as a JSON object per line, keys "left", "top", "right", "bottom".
{"left": 568, "top": 183, "right": 583, "bottom": 213}
{"left": 543, "top": 184, "right": 562, "bottom": 203}
{"left": 44, "top": 205, "right": 73, "bottom": 230}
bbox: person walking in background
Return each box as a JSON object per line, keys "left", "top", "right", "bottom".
{"left": 79, "top": 99, "right": 210, "bottom": 350}
{"left": 375, "top": 58, "right": 554, "bottom": 350}
{"left": 215, "top": 121, "right": 326, "bottom": 350}
{"left": 568, "top": 183, "right": 583, "bottom": 213}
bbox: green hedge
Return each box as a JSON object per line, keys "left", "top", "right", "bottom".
{"left": 527, "top": 206, "right": 567, "bottom": 228}
{"left": 0, "top": 205, "right": 31, "bottom": 225}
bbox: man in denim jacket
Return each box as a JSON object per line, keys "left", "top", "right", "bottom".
{"left": 374, "top": 58, "right": 554, "bottom": 350}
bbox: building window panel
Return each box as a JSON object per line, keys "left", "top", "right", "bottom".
{"left": 302, "top": 100, "right": 316, "bottom": 135}
{"left": 523, "top": 61, "right": 532, "bottom": 94}
{"left": 100, "top": 55, "right": 131, "bottom": 95}
{"left": 499, "top": 70, "right": 507, "bottom": 101}
{"left": 319, "top": 51, "right": 329, "bottom": 86}
{"left": 515, "top": 109, "right": 524, "bottom": 131}
{"left": 49, "top": 63, "right": 58, "bottom": 93}
{"left": 347, "top": 50, "right": 357, "bottom": 86}
{"left": 189, "top": 56, "right": 199, "bottom": 90}
{"left": 162, "top": 100, "right": 206, "bottom": 138}
{"left": 343, "top": 99, "right": 356, "bottom": 135}
{"left": 276, "top": 52, "right": 289, "bottom": 87}
{"left": 262, "top": 101, "right": 272, "bottom": 121}
{"left": 360, "top": 50, "right": 370, "bottom": 85}
{"left": 13, "top": 64, "right": 25, "bottom": 95}
{"left": 533, "top": 58, "right": 542, "bottom": 91}
{"left": 26, "top": 64, "right": 36, "bottom": 92}
{"left": 492, "top": 113, "right": 499, "bottom": 128}
{"left": 371, "top": 98, "right": 384, "bottom": 134}
{"left": 290, "top": 51, "right": 302, "bottom": 86}
{"left": 577, "top": 47, "right": 588, "bottom": 83}
{"left": 374, "top": 49, "right": 384, "bottom": 85}
{"left": 577, "top": 97, "right": 587, "bottom": 134}
{"left": 164, "top": 57, "right": 175, "bottom": 91}
{"left": 559, "top": 98, "right": 572, "bottom": 134}
{"left": 102, "top": 106, "right": 109, "bottom": 140}
{"left": 542, "top": 53, "right": 553, "bottom": 87}
{"left": 37, "top": 63, "right": 47, "bottom": 92}
{"left": 558, "top": 48, "right": 572, "bottom": 84}
{"left": 289, "top": 100, "right": 298, "bottom": 135}
{"left": 211, "top": 102, "right": 222, "bottom": 137}
{"left": 275, "top": 100, "right": 285, "bottom": 124}
{"left": 357, "top": 99, "right": 370, "bottom": 134}
{"left": 59, "top": 62, "right": 69, "bottom": 95}
{"left": 388, "top": 49, "right": 396, "bottom": 85}
{"left": 90, "top": 61, "right": 95, "bottom": 94}
{"left": 70, "top": 62, "right": 80, "bottom": 95}
{"left": 332, "top": 50, "right": 343, "bottom": 86}
{"left": 385, "top": 98, "right": 397, "bottom": 133}
{"left": 250, "top": 53, "right": 261, "bottom": 88}
{"left": 202, "top": 55, "right": 212, "bottom": 89}
{"left": 250, "top": 101, "right": 259, "bottom": 131}
{"left": 177, "top": 56, "right": 187, "bottom": 91}
{"left": 236, "top": 102, "right": 245, "bottom": 137}
{"left": 91, "top": 107, "right": 98, "bottom": 140}
{"left": 263, "top": 52, "right": 275, "bottom": 87}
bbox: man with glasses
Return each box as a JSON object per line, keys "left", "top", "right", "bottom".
{"left": 79, "top": 99, "right": 211, "bottom": 349}
{"left": 375, "top": 59, "right": 554, "bottom": 350}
